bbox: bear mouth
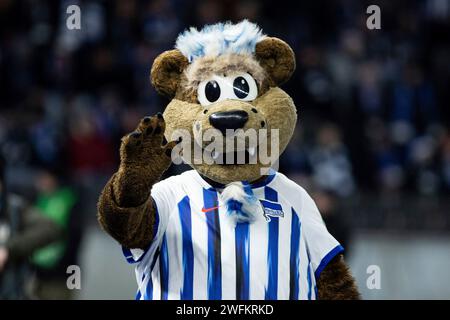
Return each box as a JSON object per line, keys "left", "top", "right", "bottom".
{"left": 192, "top": 142, "right": 258, "bottom": 165}
{"left": 210, "top": 146, "right": 258, "bottom": 165}
{"left": 191, "top": 138, "right": 260, "bottom": 165}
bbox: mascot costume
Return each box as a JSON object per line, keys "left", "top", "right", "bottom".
{"left": 98, "top": 20, "right": 360, "bottom": 300}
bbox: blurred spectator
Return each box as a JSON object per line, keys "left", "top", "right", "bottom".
{"left": 0, "top": 156, "right": 63, "bottom": 299}
{"left": 441, "top": 132, "right": 450, "bottom": 192}
{"left": 312, "top": 188, "right": 351, "bottom": 252}
{"left": 309, "top": 124, "right": 355, "bottom": 197}
{"left": 30, "top": 170, "right": 80, "bottom": 300}
{"left": 66, "top": 96, "right": 115, "bottom": 175}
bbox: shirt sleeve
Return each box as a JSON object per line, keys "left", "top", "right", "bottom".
{"left": 300, "top": 188, "right": 344, "bottom": 280}
{"left": 122, "top": 177, "right": 177, "bottom": 265}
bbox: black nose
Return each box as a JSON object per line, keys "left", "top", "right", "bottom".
{"left": 209, "top": 110, "right": 249, "bottom": 135}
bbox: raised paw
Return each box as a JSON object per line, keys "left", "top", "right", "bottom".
{"left": 137, "top": 112, "right": 165, "bottom": 145}
{"left": 120, "top": 113, "right": 180, "bottom": 167}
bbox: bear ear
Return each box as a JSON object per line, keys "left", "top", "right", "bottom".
{"left": 255, "top": 37, "right": 296, "bottom": 86}
{"left": 150, "top": 49, "right": 189, "bottom": 98}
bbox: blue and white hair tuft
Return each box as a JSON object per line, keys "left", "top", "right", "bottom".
{"left": 175, "top": 20, "right": 266, "bottom": 62}
{"left": 220, "top": 181, "right": 263, "bottom": 224}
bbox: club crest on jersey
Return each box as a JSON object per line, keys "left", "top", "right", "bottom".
{"left": 260, "top": 199, "right": 284, "bottom": 222}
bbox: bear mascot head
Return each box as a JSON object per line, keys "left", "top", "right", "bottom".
{"left": 152, "top": 20, "right": 296, "bottom": 185}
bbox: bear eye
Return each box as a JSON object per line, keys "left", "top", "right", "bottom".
{"left": 232, "top": 73, "right": 258, "bottom": 101}
{"left": 197, "top": 73, "right": 257, "bottom": 106}
{"left": 205, "top": 80, "right": 221, "bottom": 103}
{"left": 198, "top": 77, "right": 224, "bottom": 106}
{"left": 233, "top": 76, "right": 249, "bottom": 99}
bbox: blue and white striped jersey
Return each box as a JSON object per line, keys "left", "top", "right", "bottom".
{"left": 123, "top": 170, "right": 343, "bottom": 300}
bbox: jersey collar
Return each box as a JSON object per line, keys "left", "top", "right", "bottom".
{"left": 192, "top": 169, "right": 277, "bottom": 190}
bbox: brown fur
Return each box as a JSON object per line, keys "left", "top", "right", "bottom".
{"left": 255, "top": 37, "right": 296, "bottom": 86}
{"left": 173, "top": 53, "right": 271, "bottom": 104}
{"left": 98, "top": 33, "right": 360, "bottom": 299}
{"left": 174, "top": 72, "right": 198, "bottom": 103}
{"left": 184, "top": 53, "right": 270, "bottom": 95}
{"left": 317, "top": 254, "right": 361, "bottom": 300}
{"left": 151, "top": 49, "right": 189, "bottom": 98}
{"left": 97, "top": 175, "right": 155, "bottom": 249}
{"left": 97, "top": 114, "right": 178, "bottom": 249}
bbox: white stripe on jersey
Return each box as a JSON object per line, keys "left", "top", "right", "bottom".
{"left": 277, "top": 195, "right": 292, "bottom": 300}
{"left": 247, "top": 192, "right": 269, "bottom": 299}
{"left": 166, "top": 209, "right": 183, "bottom": 300}
{"left": 124, "top": 169, "right": 343, "bottom": 300}
{"left": 218, "top": 207, "right": 237, "bottom": 300}
{"left": 190, "top": 185, "right": 208, "bottom": 300}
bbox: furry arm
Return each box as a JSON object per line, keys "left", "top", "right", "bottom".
{"left": 317, "top": 254, "right": 361, "bottom": 300}
{"left": 97, "top": 114, "right": 177, "bottom": 249}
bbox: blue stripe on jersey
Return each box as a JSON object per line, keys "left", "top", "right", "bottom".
{"left": 129, "top": 197, "right": 164, "bottom": 300}
{"left": 264, "top": 186, "right": 279, "bottom": 300}
{"left": 136, "top": 273, "right": 145, "bottom": 300}
{"left": 260, "top": 199, "right": 282, "bottom": 211}
{"left": 289, "top": 208, "right": 301, "bottom": 300}
{"left": 122, "top": 247, "right": 136, "bottom": 264}
{"left": 314, "top": 245, "right": 345, "bottom": 280}
{"left": 144, "top": 273, "right": 153, "bottom": 300}
{"left": 264, "top": 186, "right": 278, "bottom": 203}
{"left": 235, "top": 222, "right": 250, "bottom": 300}
{"left": 143, "top": 247, "right": 161, "bottom": 300}
{"left": 307, "top": 259, "right": 312, "bottom": 300}
{"left": 178, "top": 195, "right": 194, "bottom": 300}
{"left": 160, "top": 235, "right": 169, "bottom": 300}
{"left": 203, "top": 188, "right": 222, "bottom": 300}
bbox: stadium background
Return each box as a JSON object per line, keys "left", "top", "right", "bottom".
{"left": 0, "top": 0, "right": 449, "bottom": 299}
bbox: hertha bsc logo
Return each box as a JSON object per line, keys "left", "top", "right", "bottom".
{"left": 260, "top": 199, "right": 284, "bottom": 222}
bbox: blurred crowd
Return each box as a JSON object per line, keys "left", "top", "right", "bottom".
{"left": 0, "top": 0, "right": 449, "bottom": 298}
{"left": 1, "top": 0, "right": 449, "bottom": 198}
